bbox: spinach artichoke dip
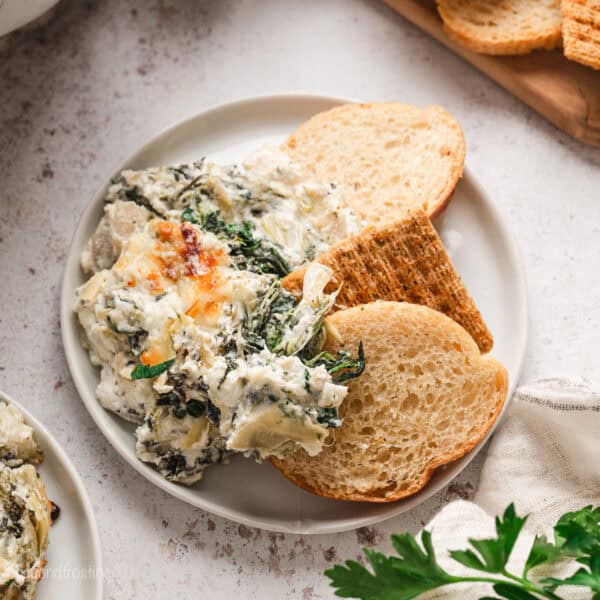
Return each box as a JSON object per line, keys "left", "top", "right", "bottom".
{"left": 0, "top": 402, "right": 51, "bottom": 600}
{"left": 75, "top": 146, "right": 366, "bottom": 485}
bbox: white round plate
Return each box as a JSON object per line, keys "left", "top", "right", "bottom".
{"left": 61, "top": 94, "right": 528, "bottom": 534}
{"left": 0, "top": 0, "right": 60, "bottom": 38}
{"left": 0, "top": 390, "right": 103, "bottom": 599}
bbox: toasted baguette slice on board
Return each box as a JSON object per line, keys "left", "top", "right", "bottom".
{"left": 283, "top": 102, "right": 465, "bottom": 222}
{"left": 562, "top": 0, "right": 600, "bottom": 70}
{"left": 283, "top": 207, "right": 493, "bottom": 353}
{"left": 437, "top": 0, "right": 562, "bottom": 55}
{"left": 271, "top": 302, "right": 508, "bottom": 503}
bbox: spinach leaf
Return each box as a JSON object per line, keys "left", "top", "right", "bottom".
{"left": 305, "top": 341, "right": 365, "bottom": 383}
{"left": 242, "top": 280, "right": 297, "bottom": 354}
{"left": 182, "top": 207, "right": 289, "bottom": 277}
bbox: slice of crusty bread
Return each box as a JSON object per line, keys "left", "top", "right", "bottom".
{"left": 562, "top": 0, "right": 600, "bottom": 70}
{"left": 283, "top": 207, "right": 493, "bottom": 353}
{"left": 437, "top": 0, "right": 562, "bottom": 55}
{"left": 283, "top": 103, "right": 465, "bottom": 222}
{"left": 271, "top": 302, "right": 508, "bottom": 502}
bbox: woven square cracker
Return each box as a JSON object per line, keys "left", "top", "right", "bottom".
{"left": 562, "top": 0, "right": 600, "bottom": 69}
{"left": 282, "top": 208, "right": 494, "bottom": 354}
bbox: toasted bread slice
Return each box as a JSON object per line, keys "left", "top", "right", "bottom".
{"left": 437, "top": 0, "right": 562, "bottom": 55}
{"left": 283, "top": 207, "right": 493, "bottom": 353}
{"left": 562, "top": 0, "right": 600, "bottom": 69}
{"left": 271, "top": 302, "right": 508, "bottom": 502}
{"left": 283, "top": 103, "right": 465, "bottom": 222}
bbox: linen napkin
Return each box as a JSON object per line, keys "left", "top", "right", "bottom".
{"left": 420, "top": 376, "right": 600, "bottom": 599}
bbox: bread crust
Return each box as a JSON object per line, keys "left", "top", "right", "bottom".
{"left": 284, "top": 102, "right": 465, "bottom": 222}
{"left": 271, "top": 302, "right": 508, "bottom": 503}
{"left": 437, "top": 0, "right": 562, "bottom": 55}
{"left": 283, "top": 207, "right": 493, "bottom": 353}
{"left": 272, "top": 362, "right": 507, "bottom": 502}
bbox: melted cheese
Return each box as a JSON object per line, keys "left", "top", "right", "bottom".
{"left": 112, "top": 220, "right": 232, "bottom": 365}
{"left": 75, "top": 147, "right": 363, "bottom": 485}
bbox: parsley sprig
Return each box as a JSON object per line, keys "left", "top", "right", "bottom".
{"left": 131, "top": 359, "right": 174, "bottom": 380}
{"left": 326, "top": 504, "right": 600, "bottom": 600}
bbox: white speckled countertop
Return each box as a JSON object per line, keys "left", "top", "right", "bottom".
{"left": 1, "top": 1, "right": 600, "bottom": 598}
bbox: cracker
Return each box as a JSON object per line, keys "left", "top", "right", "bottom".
{"left": 283, "top": 208, "right": 493, "bottom": 353}
{"left": 562, "top": 0, "right": 600, "bottom": 69}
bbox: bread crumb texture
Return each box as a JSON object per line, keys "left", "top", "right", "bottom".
{"left": 272, "top": 302, "right": 507, "bottom": 502}
{"left": 284, "top": 103, "right": 465, "bottom": 223}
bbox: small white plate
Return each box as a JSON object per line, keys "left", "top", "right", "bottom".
{"left": 0, "top": 0, "right": 61, "bottom": 38}
{"left": 0, "top": 390, "right": 103, "bottom": 599}
{"left": 61, "top": 94, "right": 528, "bottom": 534}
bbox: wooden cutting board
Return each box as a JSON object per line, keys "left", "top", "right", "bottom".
{"left": 383, "top": 0, "right": 600, "bottom": 148}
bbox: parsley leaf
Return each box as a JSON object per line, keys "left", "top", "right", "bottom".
{"left": 544, "top": 555, "right": 600, "bottom": 597}
{"left": 131, "top": 359, "right": 174, "bottom": 380}
{"left": 449, "top": 504, "right": 526, "bottom": 573}
{"left": 326, "top": 503, "right": 600, "bottom": 600}
{"left": 488, "top": 583, "right": 542, "bottom": 600}
{"left": 325, "top": 560, "right": 385, "bottom": 600}
{"left": 524, "top": 535, "right": 563, "bottom": 575}
{"left": 326, "top": 531, "right": 455, "bottom": 600}
{"left": 554, "top": 505, "right": 600, "bottom": 556}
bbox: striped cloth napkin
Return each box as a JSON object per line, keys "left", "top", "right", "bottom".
{"left": 421, "top": 376, "right": 600, "bottom": 599}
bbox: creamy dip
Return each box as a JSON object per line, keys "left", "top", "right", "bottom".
{"left": 75, "top": 147, "right": 365, "bottom": 485}
{"left": 0, "top": 403, "right": 51, "bottom": 599}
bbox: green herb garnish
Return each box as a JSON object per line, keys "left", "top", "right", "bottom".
{"left": 326, "top": 503, "right": 600, "bottom": 600}
{"left": 131, "top": 359, "right": 174, "bottom": 380}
